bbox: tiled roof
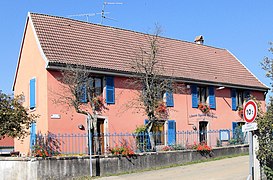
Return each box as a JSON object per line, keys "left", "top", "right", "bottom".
{"left": 0, "top": 137, "right": 14, "bottom": 147}
{"left": 29, "top": 13, "right": 268, "bottom": 90}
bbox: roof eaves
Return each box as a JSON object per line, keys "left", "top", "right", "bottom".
{"left": 28, "top": 12, "right": 49, "bottom": 67}
{"left": 47, "top": 62, "right": 269, "bottom": 92}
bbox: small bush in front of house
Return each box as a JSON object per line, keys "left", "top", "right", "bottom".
{"left": 32, "top": 145, "right": 50, "bottom": 158}
{"left": 162, "top": 145, "right": 174, "bottom": 151}
{"left": 186, "top": 142, "right": 213, "bottom": 157}
{"left": 195, "top": 143, "right": 213, "bottom": 157}
{"left": 133, "top": 125, "right": 150, "bottom": 152}
{"left": 31, "top": 132, "right": 61, "bottom": 158}
{"left": 170, "top": 144, "right": 186, "bottom": 150}
{"left": 108, "top": 140, "right": 135, "bottom": 157}
{"left": 186, "top": 141, "right": 198, "bottom": 150}
{"left": 161, "top": 144, "right": 186, "bottom": 151}
{"left": 216, "top": 138, "right": 222, "bottom": 147}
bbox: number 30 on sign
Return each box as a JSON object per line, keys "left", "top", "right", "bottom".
{"left": 243, "top": 100, "right": 257, "bottom": 123}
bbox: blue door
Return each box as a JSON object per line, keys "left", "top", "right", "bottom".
{"left": 168, "top": 120, "right": 176, "bottom": 145}
{"left": 30, "top": 122, "right": 36, "bottom": 149}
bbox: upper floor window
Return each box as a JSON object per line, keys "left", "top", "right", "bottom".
{"left": 231, "top": 89, "right": 250, "bottom": 110}
{"left": 91, "top": 77, "right": 103, "bottom": 96}
{"left": 191, "top": 85, "right": 216, "bottom": 109}
{"left": 142, "top": 82, "right": 174, "bottom": 107}
{"left": 78, "top": 76, "right": 115, "bottom": 104}
{"left": 197, "top": 86, "right": 208, "bottom": 104}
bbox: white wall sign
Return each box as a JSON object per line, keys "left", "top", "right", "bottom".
{"left": 220, "top": 130, "right": 230, "bottom": 141}
{"left": 51, "top": 114, "right": 61, "bottom": 119}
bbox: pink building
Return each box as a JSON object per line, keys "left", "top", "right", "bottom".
{"left": 13, "top": 13, "right": 268, "bottom": 155}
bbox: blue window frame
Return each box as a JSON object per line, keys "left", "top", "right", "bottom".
{"left": 29, "top": 78, "right": 36, "bottom": 109}
{"left": 106, "top": 76, "right": 115, "bottom": 104}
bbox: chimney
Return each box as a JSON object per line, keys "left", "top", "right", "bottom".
{"left": 194, "top": 35, "right": 204, "bottom": 45}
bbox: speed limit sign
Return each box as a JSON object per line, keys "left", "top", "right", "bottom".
{"left": 243, "top": 100, "right": 257, "bottom": 123}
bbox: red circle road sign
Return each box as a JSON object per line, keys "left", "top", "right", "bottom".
{"left": 243, "top": 100, "right": 257, "bottom": 123}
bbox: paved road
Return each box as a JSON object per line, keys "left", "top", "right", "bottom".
{"left": 97, "top": 155, "right": 249, "bottom": 180}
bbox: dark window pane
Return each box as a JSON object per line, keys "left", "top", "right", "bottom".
{"left": 94, "top": 78, "right": 102, "bottom": 96}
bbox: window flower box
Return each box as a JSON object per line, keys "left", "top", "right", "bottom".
{"left": 198, "top": 103, "right": 210, "bottom": 114}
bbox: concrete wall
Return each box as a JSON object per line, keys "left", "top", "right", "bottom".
{"left": 0, "top": 145, "right": 248, "bottom": 180}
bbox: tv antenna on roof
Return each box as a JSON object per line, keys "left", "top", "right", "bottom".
{"left": 101, "top": 0, "right": 123, "bottom": 24}
{"left": 67, "top": 12, "right": 109, "bottom": 22}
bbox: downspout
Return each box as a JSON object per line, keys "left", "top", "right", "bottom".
{"left": 186, "top": 88, "right": 193, "bottom": 126}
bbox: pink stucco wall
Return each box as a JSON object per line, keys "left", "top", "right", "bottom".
{"left": 13, "top": 18, "right": 48, "bottom": 155}
{"left": 46, "top": 72, "right": 266, "bottom": 134}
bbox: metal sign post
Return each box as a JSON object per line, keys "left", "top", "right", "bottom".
{"left": 243, "top": 100, "right": 257, "bottom": 180}
{"left": 247, "top": 131, "right": 254, "bottom": 180}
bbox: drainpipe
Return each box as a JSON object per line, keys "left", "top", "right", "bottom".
{"left": 186, "top": 85, "right": 193, "bottom": 126}
{"left": 87, "top": 114, "right": 93, "bottom": 177}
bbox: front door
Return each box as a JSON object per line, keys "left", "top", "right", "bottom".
{"left": 97, "top": 119, "right": 105, "bottom": 154}
{"left": 92, "top": 118, "right": 105, "bottom": 155}
{"left": 199, "top": 121, "right": 208, "bottom": 143}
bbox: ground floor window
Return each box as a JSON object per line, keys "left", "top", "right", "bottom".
{"left": 144, "top": 120, "right": 176, "bottom": 147}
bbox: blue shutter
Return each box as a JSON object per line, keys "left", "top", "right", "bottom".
{"left": 30, "top": 78, "right": 36, "bottom": 109}
{"left": 79, "top": 84, "right": 87, "bottom": 103}
{"left": 191, "top": 85, "right": 198, "bottom": 108}
{"left": 232, "top": 122, "right": 238, "bottom": 138}
{"left": 231, "top": 89, "right": 237, "bottom": 111}
{"left": 166, "top": 91, "right": 174, "bottom": 107}
{"left": 168, "top": 120, "right": 176, "bottom": 145}
{"left": 106, "top": 76, "right": 115, "bottom": 104}
{"left": 209, "top": 86, "right": 216, "bottom": 109}
{"left": 30, "top": 122, "right": 36, "bottom": 149}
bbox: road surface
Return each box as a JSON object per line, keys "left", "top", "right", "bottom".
{"left": 97, "top": 155, "right": 249, "bottom": 180}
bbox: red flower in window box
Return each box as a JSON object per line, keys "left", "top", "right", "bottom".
{"left": 198, "top": 103, "right": 210, "bottom": 114}
{"left": 155, "top": 101, "right": 169, "bottom": 119}
{"left": 194, "top": 142, "right": 213, "bottom": 157}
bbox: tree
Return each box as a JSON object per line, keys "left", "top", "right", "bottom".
{"left": 0, "top": 91, "right": 38, "bottom": 139}
{"left": 128, "top": 27, "right": 184, "bottom": 150}
{"left": 54, "top": 65, "right": 107, "bottom": 155}
{"left": 257, "top": 43, "right": 273, "bottom": 179}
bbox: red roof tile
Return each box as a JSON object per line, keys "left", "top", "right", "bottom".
{"left": 0, "top": 137, "right": 14, "bottom": 147}
{"left": 29, "top": 13, "right": 268, "bottom": 91}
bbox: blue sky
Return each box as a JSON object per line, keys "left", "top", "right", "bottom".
{"left": 0, "top": 1, "right": 273, "bottom": 98}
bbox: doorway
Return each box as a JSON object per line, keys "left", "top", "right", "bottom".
{"left": 91, "top": 118, "right": 105, "bottom": 155}
{"left": 199, "top": 121, "right": 208, "bottom": 143}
